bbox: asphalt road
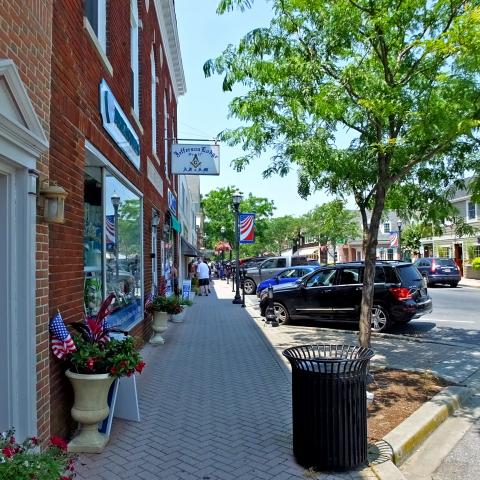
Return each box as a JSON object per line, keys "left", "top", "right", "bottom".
{"left": 263, "top": 284, "right": 480, "bottom": 346}
{"left": 391, "top": 285, "right": 480, "bottom": 346}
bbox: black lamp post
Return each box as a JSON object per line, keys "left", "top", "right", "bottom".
{"left": 397, "top": 220, "right": 403, "bottom": 261}
{"left": 221, "top": 226, "right": 226, "bottom": 262}
{"left": 232, "top": 190, "right": 243, "bottom": 304}
{"left": 111, "top": 191, "right": 121, "bottom": 282}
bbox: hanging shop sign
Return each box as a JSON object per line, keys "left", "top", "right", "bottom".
{"left": 240, "top": 213, "right": 256, "bottom": 244}
{"left": 99, "top": 79, "right": 140, "bottom": 169}
{"left": 171, "top": 144, "right": 220, "bottom": 175}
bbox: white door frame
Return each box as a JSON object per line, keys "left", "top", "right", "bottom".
{"left": 0, "top": 59, "right": 48, "bottom": 439}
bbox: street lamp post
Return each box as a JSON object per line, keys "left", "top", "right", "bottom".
{"left": 111, "top": 191, "right": 121, "bottom": 283}
{"left": 232, "top": 190, "right": 243, "bottom": 304}
{"left": 220, "top": 226, "right": 226, "bottom": 263}
{"left": 397, "top": 220, "right": 403, "bottom": 261}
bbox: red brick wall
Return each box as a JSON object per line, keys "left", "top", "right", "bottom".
{"left": 0, "top": 0, "right": 53, "bottom": 443}
{"left": 49, "top": 0, "right": 179, "bottom": 437}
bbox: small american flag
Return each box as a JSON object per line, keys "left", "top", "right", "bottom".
{"left": 50, "top": 312, "right": 76, "bottom": 359}
{"left": 144, "top": 292, "right": 153, "bottom": 312}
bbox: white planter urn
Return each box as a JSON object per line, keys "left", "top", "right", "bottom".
{"left": 189, "top": 292, "right": 195, "bottom": 302}
{"left": 66, "top": 370, "right": 115, "bottom": 453}
{"left": 150, "top": 310, "right": 169, "bottom": 344}
{"left": 170, "top": 309, "right": 186, "bottom": 323}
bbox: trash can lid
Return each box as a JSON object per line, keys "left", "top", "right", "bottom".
{"left": 282, "top": 344, "right": 374, "bottom": 362}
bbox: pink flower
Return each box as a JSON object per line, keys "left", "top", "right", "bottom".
{"left": 86, "top": 358, "right": 96, "bottom": 370}
{"left": 2, "top": 446, "right": 15, "bottom": 458}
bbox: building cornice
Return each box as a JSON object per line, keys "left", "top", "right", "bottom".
{"left": 154, "top": 0, "right": 186, "bottom": 100}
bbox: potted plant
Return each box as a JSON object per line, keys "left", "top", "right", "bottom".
{"left": 52, "top": 293, "right": 145, "bottom": 454}
{"left": 0, "top": 429, "right": 76, "bottom": 479}
{"left": 146, "top": 278, "right": 170, "bottom": 344}
{"left": 168, "top": 296, "right": 185, "bottom": 323}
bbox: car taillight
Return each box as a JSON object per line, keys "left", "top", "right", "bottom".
{"left": 389, "top": 287, "right": 413, "bottom": 300}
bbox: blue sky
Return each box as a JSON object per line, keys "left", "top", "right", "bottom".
{"left": 175, "top": 0, "right": 344, "bottom": 217}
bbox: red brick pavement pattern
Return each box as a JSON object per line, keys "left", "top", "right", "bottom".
{"left": 76, "top": 281, "right": 375, "bottom": 480}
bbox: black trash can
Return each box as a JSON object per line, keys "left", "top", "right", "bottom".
{"left": 282, "top": 344, "right": 374, "bottom": 471}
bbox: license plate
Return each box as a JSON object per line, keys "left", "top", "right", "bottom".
{"left": 443, "top": 268, "right": 451, "bottom": 272}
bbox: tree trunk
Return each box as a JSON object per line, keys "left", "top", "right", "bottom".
{"left": 318, "top": 240, "right": 321, "bottom": 263}
{"left": 358, "top": 187, "right": 387, "bottom": 348}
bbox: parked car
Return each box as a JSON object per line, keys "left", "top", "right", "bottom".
{"left": 256, "top": 265, "right": 319, "bottom": 297}
{"left": 243, "top": 256, "right": 310, "bottom": 295}
{"left": 240, "top": 256, "right": 272, "bottom": 269}
{"left": 259, "top": 261, "right": 432, "bottom": 332}
{"left": 413, "top": 257, "right": 461, "bottom": 287}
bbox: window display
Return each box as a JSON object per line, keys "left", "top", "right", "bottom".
{"left": 83, "top": 167, "right": 143, "bottom": 330}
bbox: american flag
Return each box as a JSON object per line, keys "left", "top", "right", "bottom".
{"left": 49, "top": 312, "right": 76, "bottom": 359}
{"left": 144, "top": 292, "right": 154, "bottom": 312}
{"left": 389, "top": 232, "right": 399, "bottom": 248}
{"left": 106, "top": 215, "right": 115, "bottom": 246}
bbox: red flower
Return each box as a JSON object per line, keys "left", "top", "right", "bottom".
{"left": 119, "top": 360, "right": 127, "bottom": 369}
{"left": 86, "top": 357, "right": 96, "bottom": 370}
{"left": 30, "top": 436, "right": 39, "bottom": 446}
{"left": 135, "top": 361, "right": 145, "bottom": 373}
{"left": 2, "top": 446, "right": 15, "bottom": 458}
{"left": 110, "top": 366, "right": 117, "bottom": 376}
{"left": 50, "top": 436, "right": 68, "bottom": 451}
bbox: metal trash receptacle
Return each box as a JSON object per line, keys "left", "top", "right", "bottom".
{"left": 282, "top": 344, "right": 374, "bottom": 471}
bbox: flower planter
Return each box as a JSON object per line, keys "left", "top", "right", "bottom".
{"left": 150, "top": 310, "right": 169, "bottom": 344}
{"left": 464, "top": 264, "right": 480, "bottom": 280}
{"left": 65, "top": 370, "right": 115, "bottom": 454}
{"left": 170, "top": 310, "right": 186, "bottom": 323}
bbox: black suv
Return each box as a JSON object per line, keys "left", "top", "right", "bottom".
{"left": 259, "top": 261, "right": 432, "bottom": 332}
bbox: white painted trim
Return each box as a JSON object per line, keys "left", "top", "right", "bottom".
{"left": 85, "top": 140, "right": 143, "bottom": 198}
{"left": 153, "top": 0, "right": 186, "bottom": 99}
{"left": 0, "top": 60, "right": 48, "bottom": 159}
{"left": 83, "top": 17, "right": 114, "bottom": 76}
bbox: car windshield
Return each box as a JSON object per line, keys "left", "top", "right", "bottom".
{"left": 395, "top": 265, "right": 423, "bottom": 285}
{"left": 434, "top": 259, "right": 456, "bottom": 266}
{"left": 278, "top": 269, "right": 298, "bottom": 279}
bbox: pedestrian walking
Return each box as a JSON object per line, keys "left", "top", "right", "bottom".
{"left": 196, "top": 258, "right": 210, "bottom": 296}
{"left": 171, "top": 262, "right": 179, "bottom": 295}
{"left": 188, "top": 259, "right": 197, "bottom": 279}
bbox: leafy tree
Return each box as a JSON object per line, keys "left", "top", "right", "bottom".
{"left": 264, "top": 215, "right": 302, "bottom": 254}
{"left": 201, "top": 186, "right": 275, "bottom": 255}
{"left": 205, "top": 0, "right": 480, "bottom": 347}
{"left": 304, "top": 200, "right": 361, "bottom": 264}
{"left": 118, "top": 199, "right": 141, "bottom": 259}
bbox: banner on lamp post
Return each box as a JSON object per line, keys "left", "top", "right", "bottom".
{"left": 239, "top": 213, "right": 255, "bottom": 244}
{"left": 171, "top": 144, "right": 220, "bottom": 175}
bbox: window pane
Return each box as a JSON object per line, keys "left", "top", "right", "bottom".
{"left": 374, "top": 267, "right": 386, "bottom": 283}
{"left": 277, "top": 258, "right": 286, "bottom": 268}
{"left": 468, "top": 202, "right": 476, "bottom": 220}
{"left": 306, "top": 269, "right": 336, "bottom": 287}
{"left": 105, "top": 173, "right": 142, "bottom": 329}
{"left": 85, "top": 0, "right": 98, "bottom": 35}
{"left": 338, "top": 268, "right": 361, "bottom": 284}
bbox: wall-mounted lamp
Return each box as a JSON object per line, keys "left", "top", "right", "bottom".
{"left": 163, "top": 223, "right": 171, "bottom": 236}
{"left": 40, "top": 179, "right": 68, "bottom": 224}
{"left": 152, "top": 211, "right": 160, "bottom": 228}
{"left": 28, "top": 169, "right": 39, "bottom": 196}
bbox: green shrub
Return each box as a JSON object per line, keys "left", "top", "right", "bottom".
{"left": 472, "top": 257, "right": 480, "bottom": 270}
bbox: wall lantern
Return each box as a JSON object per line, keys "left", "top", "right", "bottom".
{"left": 152, "top": 210, "right": 160, "bottom": 228}
{"left": 40, "top": 179, "right": 68, "bottom": 224}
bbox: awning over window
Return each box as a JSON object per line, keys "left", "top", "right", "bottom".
{"left": 170, "top": 214, "right": 182, "bottom": 233}
{"left": 181, "top": 237, "right": 199, "bottom": 257}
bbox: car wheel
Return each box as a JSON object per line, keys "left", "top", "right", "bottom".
{"left": 371, "top": 305, "right": 391, "bottom": 333}
{"left": 243, "top": 278, "right": 257, "bottom": 295}
{"left": 273, "top": 302, "right": 290, "bottom": 325}
{"left": 450, "top": 282, "right": 458, "bottom": 288}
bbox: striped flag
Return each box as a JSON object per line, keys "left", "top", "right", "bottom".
{"left": 389, "top": 232, "right": 399, "bottom": 248}
{"left": 239, "top": 213, "right": 255, "bottom": 244}
{"left": 106, "top": 214, "right": 115, "bottom": 246}
{"left": 49, "top": 312, "right": 76, "bottom": 359}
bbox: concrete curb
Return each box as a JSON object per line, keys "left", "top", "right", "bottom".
{"left": 371, "top": 385, "right": 473, "bottom": 479}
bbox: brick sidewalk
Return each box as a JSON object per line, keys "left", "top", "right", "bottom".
{"left": 75, "top": 280, "right": 376, "bottom": 480}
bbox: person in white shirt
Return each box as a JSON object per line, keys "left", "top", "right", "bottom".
{"left": 196, "top": 258, "right": 210, "bottom": 296}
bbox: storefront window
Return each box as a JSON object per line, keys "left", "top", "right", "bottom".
{"left": 105, "top": 173, "right": 143, "bottom": 329}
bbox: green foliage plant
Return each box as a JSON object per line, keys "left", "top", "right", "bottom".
{"left": 206, "top": 0, "right": 480, "bottom": 347}
{"left": 472, "top": 257, "right": 480, "bottom": 271}
{"left": 0, "top": 428, "right": 76, "bottom": 480}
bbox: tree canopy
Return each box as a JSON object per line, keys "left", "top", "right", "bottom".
{"left": 205, "top": 0, "right": 480, "bottom": 346}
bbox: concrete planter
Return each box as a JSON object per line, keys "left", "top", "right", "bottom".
{"left": 189, "top": 292, "right": 195, "bottom": 302}
{"left": 150, "top": 310, "right": 169, "bottom": 344}
{"left": 66, "top": 370, "right": 115, "bottom": 453}
{"left": 170, "top": 309, "right": 186, "bottom": 323}
{"left": 464, "top": 265, "right": 480, "bottom": 280}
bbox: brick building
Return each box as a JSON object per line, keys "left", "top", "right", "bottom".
{"left": 48, "top": 0, "right": 185, "bottom": 438}
{"left": 0, "top": 0, "right": 52, "bottom": 443}
{"left": 1, "top": 0, "right": 185, "bottom": 442}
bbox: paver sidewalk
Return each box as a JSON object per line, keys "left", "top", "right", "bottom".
{"left": 75, "top": 281, "right": 376, "bottom": 480}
